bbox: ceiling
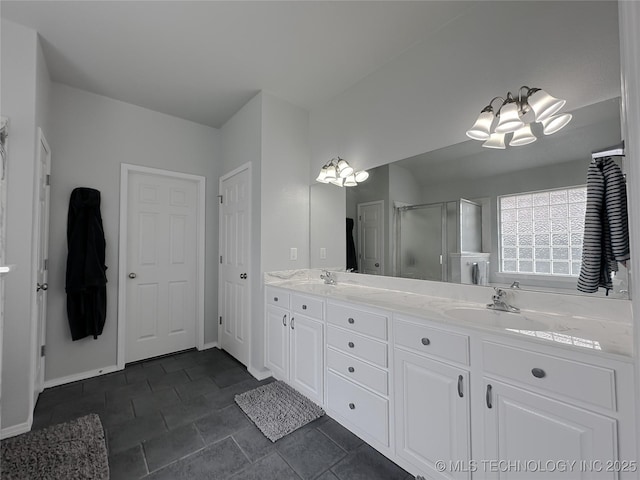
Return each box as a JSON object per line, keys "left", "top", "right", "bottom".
{"left": 1, "top": 1, "right": 476, "bottom": 128}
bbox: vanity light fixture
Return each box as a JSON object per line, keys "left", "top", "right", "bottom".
{"left": 466, "top": 86, "right": 572, "bottom": 149}
{"left": 316, "top": 157, "right": 368, "bottom": 187}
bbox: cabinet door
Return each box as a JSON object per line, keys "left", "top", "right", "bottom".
{"left": 483, "top": 379, "right": 618, "bottom": 479}
{"left": 395, "top": 348, "right": 470, "bottom": 480}
{"left": 290, "top": 314, "right": 324, "bottom": 404}
{"left": 265, "top": 304, "right": 289, "bottom": 381}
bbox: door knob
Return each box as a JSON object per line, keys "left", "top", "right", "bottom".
{"left": 37, "top": 283, "right": 48, "bottom": 291}
{"left": 128, "top": 273, "right": 137, "bottom": 279}
{"left": 375, "top": 263, "right": 380, "bottom": 267}
{"left": 240, "top": 273, "right": 247, "bottom": 279}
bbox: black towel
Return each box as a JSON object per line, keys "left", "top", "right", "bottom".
{"left": 346, "top": 218, "right": 357, "bottom": 271}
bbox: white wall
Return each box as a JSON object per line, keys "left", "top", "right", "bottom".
{"left": 310, "top": 183, "right": 345, "bottom": 269}
{"left": 46, "top": 83, "right": 221, "bottom": 382}
{"left": 1, "top": 19, "right": 43, "bottom": 433}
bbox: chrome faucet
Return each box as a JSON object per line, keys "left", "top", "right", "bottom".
{"left": 320, "top": 270, "right": 337, "bottom": 285}
{"left": 510, "top": 280, "right": 520, "bottom": 289}
{"left": 487, "top": 287, "right": 520, "bottom": 313}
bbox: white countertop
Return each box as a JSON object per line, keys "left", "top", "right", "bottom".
{"left": 265, "top": 270, "right": 634, "bottom": 359}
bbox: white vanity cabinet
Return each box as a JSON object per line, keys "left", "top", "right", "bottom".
{"left": 264, "top": 286, "right": 324, "bottom": 405}
{"left": 394, "top": 315, "right": 471, "bottom": 480}
{"left": 325, "top": 300, "right": 392, "bottom": 453}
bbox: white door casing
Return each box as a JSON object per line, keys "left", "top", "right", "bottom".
{"left": 218, "top": 163, "right": 251, "bottom": 366}
{"left": 358, "top": 201, "right": 384, "bottom": 275}
{"left": 32, "top": 128, "right": 51, "bottom": 404}
{"left": 118, "top": 164, "right": 205, "bottom": 367}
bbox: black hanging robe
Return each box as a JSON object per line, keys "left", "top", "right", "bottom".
{"left": 66, "top": 188, "right": 107, "bottom": 340}
{"left": 346, "top": 218, "right": 358, "bottom": 271}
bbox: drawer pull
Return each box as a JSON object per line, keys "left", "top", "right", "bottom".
{"left": 282, "top": 314, "right": 287, "bottom": 327}
{"left": 348, "top": 342, "right": 355, "bottom": 348}
{"left": 421, "top": 337, "right": 431, "bottom": 346}
{"left": 531, "top": 368, "right": 546, "bottom": 379}
{"left": 291, "top": 318, "right": 295, "bottom": 330}
{"left": 486, "top": 384, "right": 493, "bottom": 409}
{"left": 348, "top": 367, "right": 355, "bottom": 373}
{"left": 274, "top": 297, "right": 278, "bottom": 302}
{"left": 302, "top": 305, "right": 307, "bottom": 310}
{"left": 457, "top": 375, "right": 464, "bottom": 398}
{"left": 349, "top": 403, "right": 356, "bottom": 410}
{"left": 348, "top": 317, "right": 355, "bottom": 324}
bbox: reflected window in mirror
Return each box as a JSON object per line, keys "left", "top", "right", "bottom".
{"left": 499, "top": 186, "right": 586, "bottom": 277}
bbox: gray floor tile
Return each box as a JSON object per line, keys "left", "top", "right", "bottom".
{"left": 35, "top": 382, "right": 84, "bottom": 411}
{"left": 277, "top": 428, "right": 346, "bottom": 479}
{"left": 161, "top": 352, "right": 201, "bottom": 373}
{"left": 106, "top": 381, "right": 152, "bottom": 402}
{"left": 83, "top": 372, "right": 127, "bottom": 394}
{"left": 161, "top": 396, "right": 216, "bottom": 430}
{"left": 318, "top": 418, "right": 364, "bottom": 452}
{"left": 232, "top": 424, "right": 277, "bottom": 462}
{"left": 316, "top": 471, "right": 340, "bottom": 480}
{"left": 149, "top": 370, "right": 191, "bottom": 391}
{"left": 146, "top": 437, "right": 249, "bottom": 480}
{"left": 99, "top": 400, "right": 135, "bottom": 428}
{"left": 143, "top": 423, "right": 205, "bottom": 472}
{"left": 126, "top": 364, "right": 167, "bottom": 384}
{"left": 211, "top": 366, "right": 254, "bottom": 388}
{"left": 331, "top": 444, "right": 409, "bottom": 480}
{"left": 107, "top": 412, "right": 167, "bottom": 454}
{"left": 175, "top": 376, "right": 220, "bottom": 402}
{"left": 195, "top": 404, "right": 251, "bottom": 444}
{"left": 132, "top": 388, "right": 181, "bottom": 417}
{"left": 230, "top": 453, "right": 301, "bottom": 480}
{"left": 204, "top": 378, "right": 261, "bottom": 409}
{"left": 49, "top": 392, "right": 106, "bottom": 423}
{"left": 109, "top": 444, "right": 148, "bottom": 480}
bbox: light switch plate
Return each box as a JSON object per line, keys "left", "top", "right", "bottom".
{"left": 320, "top": 247, "right": 327, "bottom": 259}
{"left": 290, "top": 247, "right": 298, "bottom": 260}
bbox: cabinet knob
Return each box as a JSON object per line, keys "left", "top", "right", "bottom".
{"left": 348, "top": 317, "right": 355, "bottom": 324}
{"left": 349, "top": 403, "right": 355, "bottom": 410}
{"left": 274, "top": 297, "right": 278, "bottom": 302}
{"left": 348, "top": 367, "right": 355, "bottom": 373}
{"left": 531, "top": 368, "right": 546, "bottom": 378}
{"left": 421, "top": 337, "right": 431, "bottom": 346}
{"left": 348, "top": 342, "right": 355, "bottom": 348}
{"left": 302, "top": 305, "right": 307, "bottom": 310}
{"left": 128, "top": 273, "right": 137, "bottom": 279}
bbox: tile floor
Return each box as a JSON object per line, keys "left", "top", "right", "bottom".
{"left": 31, "top": 347, "right": 414, "bottom": 480}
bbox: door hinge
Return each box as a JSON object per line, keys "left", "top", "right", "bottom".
{"left": 40, "top": 345, "right": 46, "bottom": 357}
{"left": 45, "top": 174, "right": 50, "bottom": 186}
{"left": 217, "top": 195, "right": 223, "bottom": 204}
{"left": 219, "top": 316, "right": 222, "bottom": 325}
{"left": 44, "top": 259, "right": 48, "bottom": 270}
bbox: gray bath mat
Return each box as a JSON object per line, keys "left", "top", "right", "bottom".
{"left": 235, "top": 380, "right": 325, "bottom": 442}
{"left": 0, "top": 413, "right": 109, "bottom": 480}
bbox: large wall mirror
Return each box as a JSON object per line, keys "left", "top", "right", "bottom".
{"left": 311, "top": 97, "right": 630, "bottom": 299}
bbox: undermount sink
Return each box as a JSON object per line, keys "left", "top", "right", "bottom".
{"left": 295, "top": 282, "right": 337, "bottom": 295}
{"left": 444, "top": 307, "right": 552, "bottom": 331}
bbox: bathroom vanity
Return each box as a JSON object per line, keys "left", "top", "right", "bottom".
{"left": 264, "top": 270, "right": 637, "bottom": 479}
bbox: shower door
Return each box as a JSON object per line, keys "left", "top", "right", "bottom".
{"left": 397, "top": 203, "right": 446, "bottom": 281}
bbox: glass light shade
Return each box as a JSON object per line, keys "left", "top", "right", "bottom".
{"left": 466, "top": 110, "right": 494, "bottom": 140}
{"left": 324, "top": 164, "right": 337, "bottom": 180}
{"left": 330, "top": 177, "right": 344, "bottom": 187}
{"left": 541, "top": 113, "right": 572, "bottom": 135}
{"left": 354, "top": 170, "right": 369, "bottom": 182}
{"left": 494, "top": 102, "right": 524, "bottom": 134}
{"left": 343, "top": 175, "right": 357, "bottom": 187}
{"left": 509, "top": 123, "right": 537, "bottom": 146}
{"left": 315, "top": 169, "right": 330, "bottom": 183}
{"left": 528, "top": 89, "right": 565, "bottom": 122}
{"left": 337, "top": 159, "right": 354, "bottom": 178}
{"left": 482, "top": 132, "right": 506, "bottom": 149}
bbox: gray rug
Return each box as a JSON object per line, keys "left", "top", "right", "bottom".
{"left": 0, "top": 413, "right": 109, "bottom": 480}
{"left": 235, "top": 380, "right": 325, "bottom": 442}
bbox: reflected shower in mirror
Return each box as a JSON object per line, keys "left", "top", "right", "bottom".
{"left": 315, "top": 97, "right": 629, "bottom": 299}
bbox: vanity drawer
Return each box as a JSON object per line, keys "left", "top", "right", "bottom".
{"left": 394, "top": 317, "right": 470, "bottom": 366}
{"left": 327, "top": 325, "right": 388, "bottom": 368}
{"left": 327, "top": 302, "right": 388, "bottom": 340}
{"left": 327, "top": 347, "right": 388, "bottom": 395}
{"left": 483, "top": 341, "right": 616, "bottom": 410}
{"left": 292, "top": 294, "right": 323, "bottom": 320}
{"left": 266, "top": 287, "right": 290, "bottom": 309}
{"left": 327, "top": 371, "right": 389, "bottom": 446}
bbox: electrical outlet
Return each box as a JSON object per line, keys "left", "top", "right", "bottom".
{"left": 320, "top": 247, "right": 327, "bottom": 259}
{"left": 290, "top": 247, "right": 298, "bottom": 261}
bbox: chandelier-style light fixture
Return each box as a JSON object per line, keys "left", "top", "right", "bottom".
{"left": 315, "top": 157, "right": 369, "bottom": 187}
{"left": 466, "top": 86, "right": 572, "bottom": 149}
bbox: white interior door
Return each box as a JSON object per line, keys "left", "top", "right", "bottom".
{"left": 33, "top": 129, "right": 51, "bottom": 402}
{"left": 125, "top": 171, "right": 199, "bottom": 363}
{"left": 358, "top": 201, "right": 384, "bottom": 275}
{"left": 218, "top": 164, "right": 251, "bottom": 365}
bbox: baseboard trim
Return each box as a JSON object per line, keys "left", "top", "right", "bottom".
{"left": 248, "top": 366, "right": 272, "bottom": 381}
{"left": 43, "top": 364, "right": 121, "bottom": 389}
{"left": 201, "top": 342, "right": 219, "bottom": 350}
{"left": 0, "top": 420, "right": 32, "bottom": 439}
